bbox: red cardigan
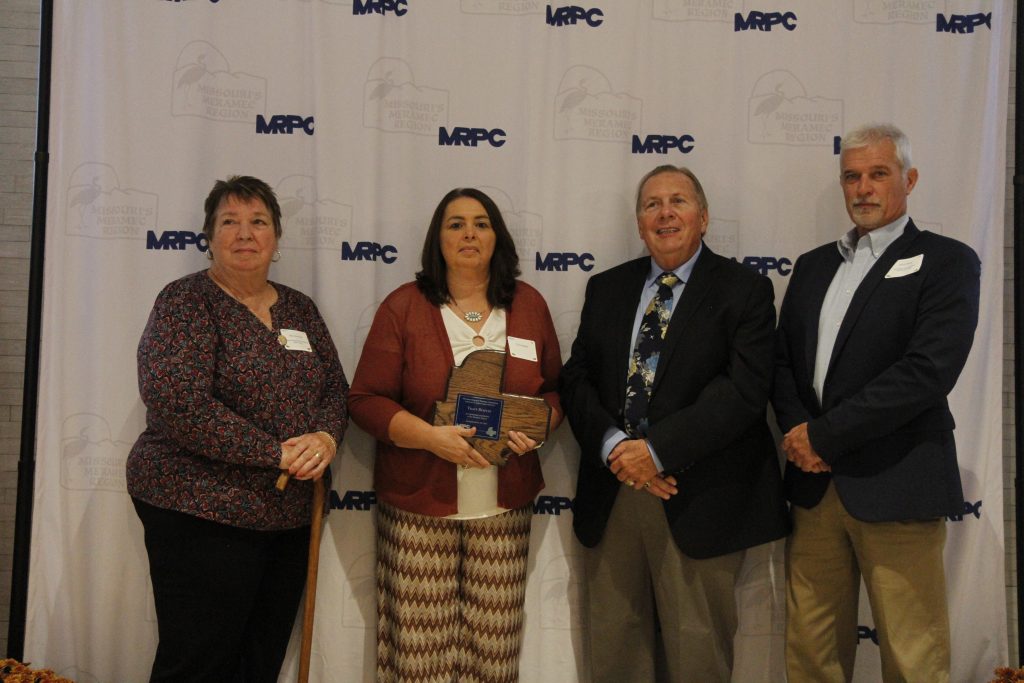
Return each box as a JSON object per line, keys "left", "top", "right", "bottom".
{"left": 349, "top": 281, "right": 562, "bottom": 516}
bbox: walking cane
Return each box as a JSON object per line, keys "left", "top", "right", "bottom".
{"left": 275, "top": 472, "right": 325, "bottom": 683}
{"left": 298, "top": 477, "right": 325, "bottom": 683}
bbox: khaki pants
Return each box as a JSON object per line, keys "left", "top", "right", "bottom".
{"left": 583, "top": 485, "right": 744, "bottom": 683}
{"left": 786, "top": 482, "right": 950, "bottom": 683}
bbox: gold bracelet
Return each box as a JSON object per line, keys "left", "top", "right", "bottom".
{"left": 317, "top": 430, "right": 337, "bottom": 451}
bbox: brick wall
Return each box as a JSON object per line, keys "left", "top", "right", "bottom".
{"left": 1005, "top": 9, "right": 1019, "bottom": 663}
{"left": 0, "top": 0, "right": 40, "bottom": 658}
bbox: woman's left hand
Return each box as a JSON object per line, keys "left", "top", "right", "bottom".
{"left": 281, "top": 431, "right": 337, "bottom": 481}
{"left": 506, "top": 430, "right": 539, "bottom": 457}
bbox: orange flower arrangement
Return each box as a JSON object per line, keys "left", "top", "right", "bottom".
{"left": 991, "top": 666, "right": 1024, "bottom": 682}
{"left": 0, "top": 659, "right": 73, "bottom": 683}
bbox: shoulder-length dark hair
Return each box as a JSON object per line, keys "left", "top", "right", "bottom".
{"left": 202, "top": 175, "right": 283, "bottom": 241}
{"left": 415, "top": 188, "right": 521, "bottom": 307}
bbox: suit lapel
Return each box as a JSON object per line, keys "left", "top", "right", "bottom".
{"left": 801, "top": 250, "right": 843, "bottom": 387}
{"left": 825, "top": 221, "right": 922, "bottom": 382}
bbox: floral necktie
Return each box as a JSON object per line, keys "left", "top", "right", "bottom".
{"left": 623, "top": 272, "right": 680, "bottom": 437}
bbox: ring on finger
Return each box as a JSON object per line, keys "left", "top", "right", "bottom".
{"left": 624, "top": 479, "right": 635, "bottom": 487}
{"left": 643, "top": 481, "right": 651, "bottom": 489}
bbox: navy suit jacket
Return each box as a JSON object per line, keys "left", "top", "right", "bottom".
{"left": 772, "top": 220, "right": 981, "bottom": 522}
{"left": 560, "top": 245, "right": 789, "bottom": 558}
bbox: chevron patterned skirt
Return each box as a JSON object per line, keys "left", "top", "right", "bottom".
{"left": 375, "top": 502, "right": 533, "bottom": 683}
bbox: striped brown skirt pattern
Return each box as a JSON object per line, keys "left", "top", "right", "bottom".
{"left": 376, "top": 502, "right": 533, "bottom": 683}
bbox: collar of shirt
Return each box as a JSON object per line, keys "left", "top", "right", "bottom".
{"left": 645, "top": 242, "right": 702, "bottom": 290}
{"left": 836, "top": 215, "right": 909, "bottom": 262}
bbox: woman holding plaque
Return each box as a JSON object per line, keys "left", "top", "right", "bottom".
{"left": 127, "top": 176, "right": 348, "bottom": 683}
{"left": 349, "top": 187, "right": 562, "bottom": 682}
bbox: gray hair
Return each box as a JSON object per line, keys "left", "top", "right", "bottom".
{"left": 840, "top": 123, "right": 913, "bottom": 177}
{"left": 634, "top": 165, "right": 708, "bottom": 216}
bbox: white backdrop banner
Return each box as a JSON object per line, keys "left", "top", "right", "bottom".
{"left": 27, "top": 1, "right": 1008, "bottom": 681}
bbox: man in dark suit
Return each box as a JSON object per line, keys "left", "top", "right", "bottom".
{"left": 560, "top": 165, "right": 789, "bottom": 682}
{"left": 772, "top": 124, "right": 980, "bottom": 683}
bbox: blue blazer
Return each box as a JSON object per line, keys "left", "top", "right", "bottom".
{"left": 560, "top": 245, "right": 789, "bottom": 558}
{"left": 772, "top": 220, "right": 981, "bottom": 522}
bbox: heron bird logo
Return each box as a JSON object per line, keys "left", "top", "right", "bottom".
{"left": 69, "top": 177, "right": 102, "bottom": 222}
{"left": 368, "top": 71, "right": 398, "bottom": 101}
{"left": 558, "top": 78, "right": 591, "bottom": 113}
{"left": 754, "top": 83, "right": 787, "bottom": 137}
{"left": 175, "top": 53, "right": 208, "bottom": 102}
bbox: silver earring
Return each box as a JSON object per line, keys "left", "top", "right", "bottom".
{"left": 272, "top": 249, "right": 281, "bottom": 262}
{"left": 206, "top": 251, "right": 213, "bottom": 260}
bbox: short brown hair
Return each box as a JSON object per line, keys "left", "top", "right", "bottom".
{"left": 202, "top": 175, "right": 283, "bottom": 241}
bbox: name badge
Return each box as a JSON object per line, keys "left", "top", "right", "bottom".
{"left": 278, "top": 328, "right": 313, "bottom": 352}
{"left": 507, "top": 336, "right": 538, "bottom": 362}
{"left": 885, "top": 254, "right": 923, "bottom": 279}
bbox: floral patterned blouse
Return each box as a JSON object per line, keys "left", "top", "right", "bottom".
{"left": 126, "top": 270, "right": 348, "bottom": 530}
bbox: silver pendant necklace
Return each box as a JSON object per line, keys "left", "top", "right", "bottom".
{"left": 448, "top": 300, "right": 486, "bottom": 323}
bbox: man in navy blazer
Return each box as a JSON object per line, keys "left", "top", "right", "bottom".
{"left": 772, "top": 124, "right": 980, "bottom": 683}
{"left": 561, "top": 165, "right": 789, "bottom": 682}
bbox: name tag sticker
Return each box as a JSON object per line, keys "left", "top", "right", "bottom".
{"left": 507, "top": 336, "right": 538, "bottom": 362}
{"left": 885, "top": 254, "right": 923, "bottom": 279}
{"left": 279, "top": 328, "right": 313, "bottom": 352}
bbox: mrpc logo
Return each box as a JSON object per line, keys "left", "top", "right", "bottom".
{"left": 534, "top": 495, "right": 574, "bottom": 515}
{"left": 632, "top": 133, "right": 695, "bottom": 155}
{"left": 858, "top": 625, "right": 879, "bottom": 646}
{"left": 256, "top": 114, "right": 314, "bottom": 136}
{"left": 353, "top": 0, "right": 408, "bottom": 14}
{"left": 438, "top": 126, "right": 507, "bottom": 148}
{"left": 536, "top": 252, "right": 594, "bottom": 272}
{"left": 331, "top": 489, "right": 378, "bottom": 511}
{"left": 739, "top": 255, "right": 792, "bottom": 277}
{"left": 546, "top": 5, "right": 604, "bottom": 26}
{"left": 936, "top": 12, "right": 991, "bottom": 33}
{"left": 342, "top": 241, "right": 398, "bottom": 264}
{"left": 947, "top": 499, "right": 982, "bottom": 522}
{"left": 146, "top": 229, "right": 208, "bottom": 253}
{"left": 734, "top": 10, "right": 796, "bottom": 31}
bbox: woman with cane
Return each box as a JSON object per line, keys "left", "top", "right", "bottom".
{"left": 127, "top": 176, "right": 347, "bottom": 683}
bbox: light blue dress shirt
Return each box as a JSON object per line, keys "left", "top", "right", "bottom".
{"left": 813, "top": 215, "right": 909, "bottom": 404}
{"left": 600, "top": 244, "right": 702, "bottom": 471}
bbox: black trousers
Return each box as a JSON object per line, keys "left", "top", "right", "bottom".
{"left": 132, "top": 498, "right": 310, "bottom": 683}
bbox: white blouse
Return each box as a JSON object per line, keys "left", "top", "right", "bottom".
{"left": 440, "top": 305, "right": 509, "bottom": 520}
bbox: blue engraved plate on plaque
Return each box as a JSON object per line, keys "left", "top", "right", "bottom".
{"left": 454, "top": 394, "right": 504, "bottom": 441}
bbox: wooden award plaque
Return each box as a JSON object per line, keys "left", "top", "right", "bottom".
{"left": 432, "top": 350, "right": 551, "bottom": 466}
